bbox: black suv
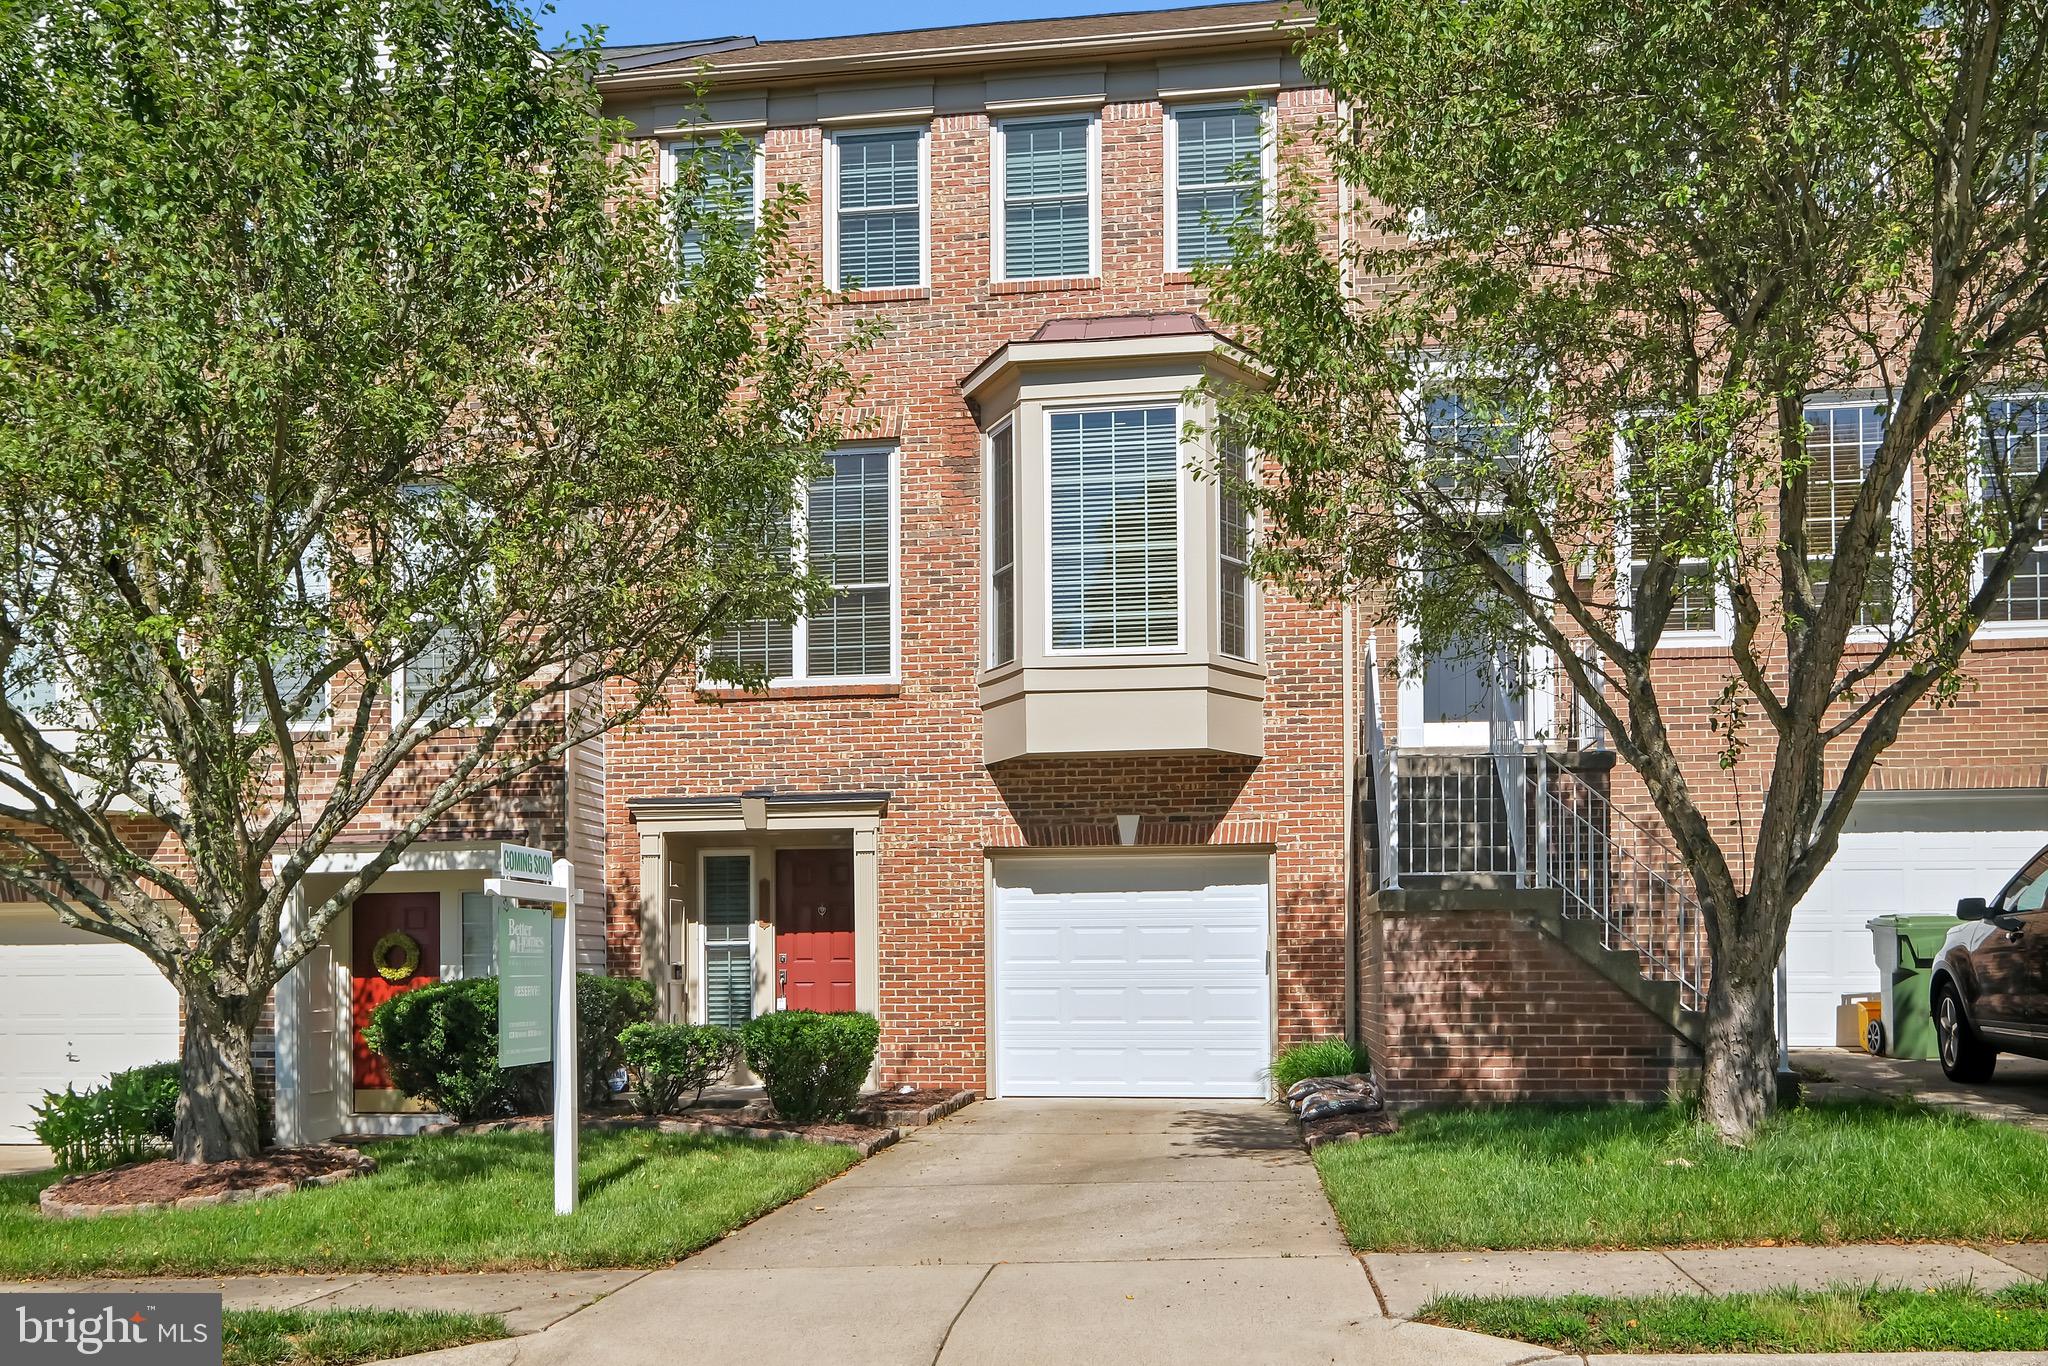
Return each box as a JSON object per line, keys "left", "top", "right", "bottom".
{"left": 1932, "top": 842, "right": 2048, "bottom": 1082}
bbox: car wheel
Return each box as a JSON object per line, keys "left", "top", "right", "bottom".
{"left": 1935, "top": 983, "right": 1998, "bottom": 1083}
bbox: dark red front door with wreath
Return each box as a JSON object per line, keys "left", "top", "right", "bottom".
{"left": 352, "top": 892, "right": 440, "bottom": 1091}
{"left": 775, "top": 849, "right": 855, "bottom": 1013}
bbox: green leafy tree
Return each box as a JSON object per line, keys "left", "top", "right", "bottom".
{"left": 0, "top": 0, "right": 864, "bottom": 1161}
{"left": 1210, "top": 0, "right": 2048, "bottom": 1140}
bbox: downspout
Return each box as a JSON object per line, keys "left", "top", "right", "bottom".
{"left": 1335, "top": 86, "right": 1360, "bottom": 1045}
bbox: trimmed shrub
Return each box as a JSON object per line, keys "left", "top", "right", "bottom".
{"left": 578, "top": 975, "right": 656, "bottom": 1107}
{"left": 618, "top": 1022, "right": 740, "bottom": 1115}
{"left": 363, "top": 977, "right": 509, "bottom": 1121}
{"left": 31, "top": 1061, "right": 180, "bottom": 1171}
{"left": 1271, "top": 1038, "right": 1371, "bottom": 1094}
{"left": 739, "top": 1011, "right": 881, "bottom": 1123}
{"left": 365, "top": 973, "right": 656, "bottom": 1121}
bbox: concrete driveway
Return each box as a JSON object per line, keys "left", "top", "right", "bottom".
{"left": 412, "top": 1100, "right": 1541, "bottom": 1366}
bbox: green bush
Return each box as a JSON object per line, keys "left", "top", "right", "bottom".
{"left": 364, "top": 974, "right": 656, "bottom": 1121}
{"left": 577, "top": 975, "right": 655, "bottom": 1107}
{"left": 618, "top": 1022, "right": 740, "bottom": 1115}
{"left": 739, "top": 1011, "right": 880, "bottom": 1123}
{"left": 1272, "top": 1038, "right": 1371, "bottom": 1093}
{"left": 31, "top": 1061, "right": 179, "bottom": 1171}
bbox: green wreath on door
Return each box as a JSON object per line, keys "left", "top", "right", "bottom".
{"left": 372, "top": 930, "right": 422, "bottom": 983}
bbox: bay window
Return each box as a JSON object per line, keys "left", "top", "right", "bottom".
{"left": 988, "top": 423, "right": 1017, "bottom": 667}
{"left": 1048, "top": 407, "right": 1181, "bottom": 652}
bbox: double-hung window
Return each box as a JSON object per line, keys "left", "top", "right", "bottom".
{"left": 995, "top": 116, "right": 1095, "bottom": 281}
{"left": 832, "top": 128, "right": 925, "bottom": 290}
{"left": 1615, "top": 419, "right": 1727, "bottom": 643}
{"left": 1218, "top": 428, "right": 1255, "bottom": 659}
{"left": 1802, "top": 399, "right": 1898, "bottom": 630}
{"left": 664, "top": 136, "right": 760, "bottom": 272}
{"left": 706, "top": 448, "right": 897, "bottom": 683}
{"left": 1979, "top": 395, "right": 2048, "bottom": 628}
{"left": 240, "top": 540, "right": 331, "bottom": 732}
{"left": 1168, "top": 104, "right": 1269, "bottom": 270}
{"left": 987, "top": 423, "right": 1017, "bottom": 667}
{"left": 1048, "top": 407, "right": 1181, "bottom": 652}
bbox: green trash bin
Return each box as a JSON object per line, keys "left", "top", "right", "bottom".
{"left": 1864, "top": 914, "right": 1955, "bottom": 1060}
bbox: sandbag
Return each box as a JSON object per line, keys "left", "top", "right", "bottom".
{"left": 1299, "top": 1088, "right": 1381, "bottom": 1122}
{"left": 1287, "top": 1072, "right": 1383, "bottom": 1111}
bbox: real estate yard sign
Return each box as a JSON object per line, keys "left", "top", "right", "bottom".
{"left": 496, "top": 900, "right": 553, "bottom": 1068}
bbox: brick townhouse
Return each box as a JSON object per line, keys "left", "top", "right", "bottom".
{"left": 10, "top": 4, "right": 2046, "bottom": 1145}
{"left": 587, "top": 0, "right": 2048, "bottom": 1109}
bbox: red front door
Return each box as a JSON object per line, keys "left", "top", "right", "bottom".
{"left": 775, "top": 849, "right": 855, "bottom": 1013}
{"left": 351, "top": 892, "right": 441, "bottom": 1090}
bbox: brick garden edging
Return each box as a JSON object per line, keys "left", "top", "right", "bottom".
{"left": 38, "top": 1145, "right": 376, "bottom": 1220}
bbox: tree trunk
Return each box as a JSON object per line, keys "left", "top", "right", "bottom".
{"left": 1700, "top": 951, "right": 1779, "bottom": 1143}
{"left": 174, "top": 1002, "right": 264, "bottom": 1163}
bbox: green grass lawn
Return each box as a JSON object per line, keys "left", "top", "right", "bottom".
{"left": 1316, "top": 1099, "right": 2048, "bottom": 1250}
{"left": 225, "top": 1309, "right": 507, "bottom": 1366}
{"left": 1420, "top": 1283, "right": 2048, "bottom": 1354}
{"left": 1, "top": 1129, "right": 857, "bottom": 1277}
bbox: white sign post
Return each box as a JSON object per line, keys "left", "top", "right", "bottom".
{"left": 486, "top": 844, "right": 583, "bottom": 1216}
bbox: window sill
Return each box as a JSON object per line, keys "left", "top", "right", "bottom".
{"left": 696, "top": 682, "right": 903, "bottom": 703}
{"left": 831, "top": 287, "right": 929, "bottom": 306}
{"left": 988, "top": 276, "right": 1101, "bottom": 297}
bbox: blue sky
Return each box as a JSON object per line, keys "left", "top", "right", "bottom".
{"left": 539, "top": 0, "right": 1212, "bottom": 46}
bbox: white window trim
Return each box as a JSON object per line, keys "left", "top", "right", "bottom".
{"left": 1042, "top": 400, "right": 1188, "bottom": 659}
{"left": 1163, "top": 98, "right": 1277, "bottom": 273}
{"left": 659, "top": 135, "right": 767, "bottom": 236}
{"left": 989, "top": 112, "right": 1100, "bottom": 283}
{"left": 1801, "top": 396, "right": 1913, "bottom": 643}
{"left": 985, "top": 419, "right": 1018, "bottom": 670}
{"left": 1968, "top": 392, "right": 2048, "bottom": 640}
{"left": 696, "top": 848, "right": 758, "bottom": 1029}
{"left": 824, "top": 124, "right": 930, "bottom": 292}
{"left": 234, "top": 544, "right": 333, "bottom": 735}
{"left": 702, "top": 445, "right": 902, "bottom": 689}
{"left": 1610, "top": 420, "right": 1735, "bottom": 650}
{"left": 390, "top": 626, "right": 499, "bottom": 733}
{"left": 1218, "top": 432, "right": 1259, "bottom": 662}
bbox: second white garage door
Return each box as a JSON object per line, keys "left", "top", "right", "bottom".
{"left": 1787, "top": 793, "right": 2048, "bottom": 1046}
{"left": 0, "top": 907, "right": 181, "bottom": 1142}
{"left": 992, "top": 855, "right": 1272, "bottom": 1098}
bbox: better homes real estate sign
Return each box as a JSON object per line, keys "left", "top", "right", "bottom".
{"left": 499, "top": 843, "right": 555, "bottom": 883}
{"left": 496, "top": 901, "right": 553, "bottom": 1068}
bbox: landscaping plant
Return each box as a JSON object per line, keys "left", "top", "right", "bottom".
{"left": 31, "top": 1062, "right": 179, "bottom": 1171}
{"left": 618, "top": 1022, "right": 741, "bottom": 1115}
{"left": 740, "top": 1011, "right": 882, "bottom": 1124}
{"left": 0, "top": 0, "right": 864, "bottom": 1162}
{"left": 365, "top": 974, "right": 653, "bottom": 1121}
{"left": 1272, "top": 1039, "right": 1370, "bottom": 1093}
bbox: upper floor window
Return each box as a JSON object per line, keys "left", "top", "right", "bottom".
{"left": 1048, "top": 407, "right": 1181, "bottom": 652}
{"left": 1615, "top": 418, "right": 1729, "bottom": 644}
{"left": 1980, "top": 395, "right": 2048, "bottom": 628}
{"left": 706, "top": 447, "right": 898, "bottom": 684}
{"left": 1802, "top": 399, "right": 1899, "bottom": 630}
{"left": 664, "top": 136, "right": 761, "bottom": 271}
{"left": 830, "top": 128, "right": 926, "bottom": 290}
{"left": 1218, "top": 429, "right": 1255, "bottom": 660}
{"left": 987, "top": 423, "right": 1017, "bottom": 667}
{"left": 994, "top": 116, "right": 1096, "bottom": 281}
{"left": 1168, "top": 104, "right": 1269, "bottom": 270}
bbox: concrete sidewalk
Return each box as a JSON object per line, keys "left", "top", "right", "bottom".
{"left": 1367, "top": 1243, "right": 2047, "bottom": 1317}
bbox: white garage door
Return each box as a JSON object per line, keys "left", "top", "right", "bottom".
{"left": 0, "top": 908, "right": 180, "bottom": 1141}
{"left": 1786, "top": 795, "right": 2048, "bottom": 1046}
{"left": 993, "top": 855, "right": 1271, "bottom": 1098}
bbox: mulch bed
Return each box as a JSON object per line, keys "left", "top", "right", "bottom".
{"left": 40, "top": 1145, "right": 376, "bottom": 1218}
{"left": 1298, "top": 1110, "right": 1399, "bottom": 1151}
